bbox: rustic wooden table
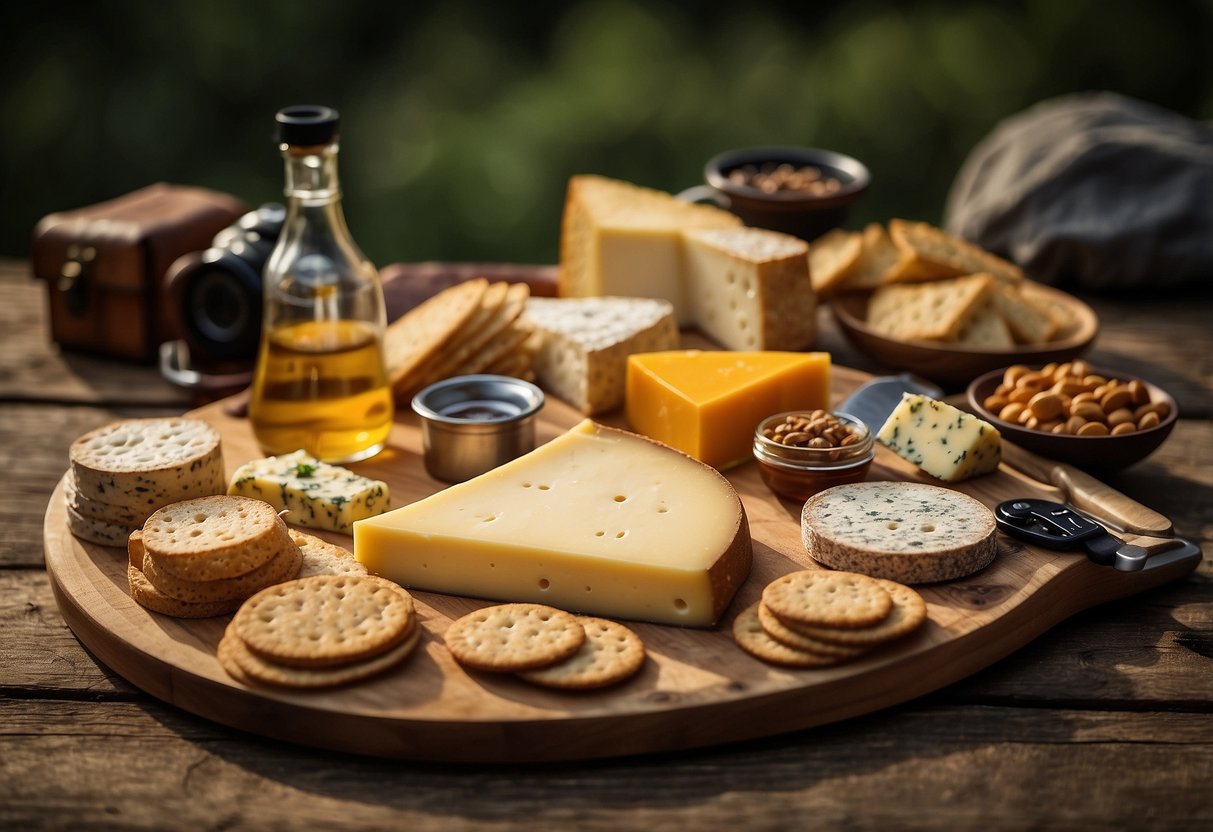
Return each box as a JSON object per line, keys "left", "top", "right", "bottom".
{"left": 2, "top": 257, "right": 1210, "bottom": 830}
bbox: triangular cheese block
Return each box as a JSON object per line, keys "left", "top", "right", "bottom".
{"left": 626, "top": 350, "right": 831, "bottom": 469}
{"left": 524, "top": 296, "right": 679, "bottom": 416}
{"left": 353, "top": 420, "right": 752, "bottom": 626}
{"left": 559, "top": 175, "right": 741, "bottom": 321}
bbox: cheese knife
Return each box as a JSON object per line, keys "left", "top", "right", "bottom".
{"left": 839, "top": 374, "right": 1174, "bottom": 537}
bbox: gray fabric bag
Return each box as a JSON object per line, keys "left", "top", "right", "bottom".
{"left": 944, "top": 91, "right": 1213, "bottom": 291}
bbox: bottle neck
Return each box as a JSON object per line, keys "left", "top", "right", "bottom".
{"left": 281, "top": 142, "right": 341, "bottom": 203}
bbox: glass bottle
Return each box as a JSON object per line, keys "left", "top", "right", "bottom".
{"left": 248, "top": 105, "right": 394, "bottom": 463}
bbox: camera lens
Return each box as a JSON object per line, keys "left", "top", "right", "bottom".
{"left": 180, "top": 250, "right": 264, "bottom": 360}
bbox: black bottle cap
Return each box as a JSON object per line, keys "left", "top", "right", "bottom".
{"left": 275, "top": 105, "right": 340, "bottom": 146}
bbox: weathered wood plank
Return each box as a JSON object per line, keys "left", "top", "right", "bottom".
{"left": 0, "top": 698, "right": 1209, "bottom": 832}
{"left": 0, "top": 404, "right": 183, "bottom": 567}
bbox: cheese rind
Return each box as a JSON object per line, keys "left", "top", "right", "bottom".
{"left": 524, "top": 296, "right": 679, "bottom": 415}
{"left": 801, "top": 481, "right": 997, "bottom": 583}
{"left": 353, "top": 419, "right": 752, "bottom": 627}
{"left": 626, "top": 350, "right": 831, "bottom": 470}
{"left": 227, "top": 450, "right": 390, "bottom": 533}
{"left": 876, "top": 394, "right": 1001, "bottom": 482}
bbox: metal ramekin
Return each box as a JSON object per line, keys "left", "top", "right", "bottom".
{"left": 411, "top": 374, "right": 545, "bottom": 483}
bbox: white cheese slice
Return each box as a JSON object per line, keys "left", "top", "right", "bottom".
{"left": 227, "top": 450, "right": 390, "bottom": 533}
{"left": 876, "top": 393, "right": 1002, "bottom": 482}
{"left": 523, "top": 296, "right": 679, "bottom": 415}
{"left": 353, "top": 419, "right": 752, "bottom": 626}
{"left": 801, "top": 481, "right": 997, "bottom": 583}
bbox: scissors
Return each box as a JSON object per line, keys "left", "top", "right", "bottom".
{"left": 994, "top": 498, "right": 1201, "bottom": 573}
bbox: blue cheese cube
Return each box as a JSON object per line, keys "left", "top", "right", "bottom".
{"left": 227, "top": 450, "right": 389, "bottom": 533}
{"left": 876, "top": 393, "right": 1001, "bottom": 482}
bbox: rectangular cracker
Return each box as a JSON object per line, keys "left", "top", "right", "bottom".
{"left": 866, "top": 274, "right": 996, "bottom": 341}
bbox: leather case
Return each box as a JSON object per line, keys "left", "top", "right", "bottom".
{"left": 32, "top": 183, "right": 247, "bottom": 362}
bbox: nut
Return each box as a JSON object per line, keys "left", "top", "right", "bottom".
{"left": 987, "top": 364, "right": 1167, "bottom": 438}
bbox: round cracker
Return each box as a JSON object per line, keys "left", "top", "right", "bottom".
{"left": 518, "top": 617, "right": 646, "bottom": 690}
{"left": 787, "top": 579, "right": 927, "bottom": 646}
{"left": 756, "top": 603, "right": 870, "bottom": 659}
{"left": 219, "top": 618, "right": 421, "bottom": 689}
{"left": 127, "top": 565, "right": 241, "bottom": 619}
{"left": 445, "top": 603, "right": 585, "bottom": 672}
{"left": 233, "top": 575, "right": 415, "bottom": 668}
{"left": 732, "top": 603, "right": 847, "bottom": 668}
{"left": 142, "top": 541, "right": 303, "bottom": 604}
{"left": 290, "top": 529, "right": 368, "bottom": 579}
{"left": 761, "top": 569, "right": 892, "bottom": 630}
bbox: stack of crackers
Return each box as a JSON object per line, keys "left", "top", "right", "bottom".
{"left": 126, "top": 494, "right": 369, "bottom": 618}
{"left": 733, "top": 570, "right": 926, "bottom": 668}
{"left": 810, "top": 219, "right": 1066, "bottom": 348}
{"left": 218, "top": 574, "right": 420, "bottom": 689}
{"left": 445, "top": 603, "right": 647, "bottom": 690}
{"left": 384, "top": 278, "right": 542, "bottom": 401}
{"left": 66, "top": 417, "right": 226, "bottom": 546}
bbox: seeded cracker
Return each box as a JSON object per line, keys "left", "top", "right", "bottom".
{"left": 518, "top": 617, "right": 646, "bottom": 690}
{"left": 761, "top": 570, "right": 892, "bottom": 630}
{"left": 733, "top": 603, "right": 847, "bottom": 668}
{"left": 755, "top": 603, "right": 871, "bottom": 659}
{"left": 445, "top": 603, "right": 585, "bottom": 672}
{"left": 786, "top": 579, "right": 928, "bottom": 647}
{"left": 219, "top": 618, "right": 421, "bottom": 689}
{"left": 233, "top": 575, "right": 416, "bottom": 668}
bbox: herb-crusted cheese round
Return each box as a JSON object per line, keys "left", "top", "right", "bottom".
{"left": 801, "top": 482, "right": 997, "bottom": 584}
{"left": 69, "top": 418, "right": 225, "bottom": 511}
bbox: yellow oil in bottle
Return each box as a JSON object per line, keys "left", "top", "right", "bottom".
{"left": 248, "top": 319, "right": 393, "bottom": 462}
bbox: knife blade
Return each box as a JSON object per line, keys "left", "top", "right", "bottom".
{"left": 839, "top": 374, "right": 1174, "bottom": 538}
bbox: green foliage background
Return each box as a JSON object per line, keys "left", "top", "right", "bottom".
{"left": 4, "top": 0, "right": 1212, "bottom": 267}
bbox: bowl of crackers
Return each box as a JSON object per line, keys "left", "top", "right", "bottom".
{"left": 967, "top": 361, "right": 1178, "bottom": 469}
{"left": 815, "top": 219, "right": 1099, "bottom": 385}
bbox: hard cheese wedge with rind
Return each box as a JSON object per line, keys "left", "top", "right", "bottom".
{"left": 876, "top": 393, "right": 1001, "bottom": 482}
{"left": 353, "top": 420, "right": 752, "bottom": 627}
{"left": 626, "top": 350, "right": 831, "bottom": 470}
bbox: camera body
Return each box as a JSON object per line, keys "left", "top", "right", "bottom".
{"left": 164, "top": 203, "right": 285, "bottom": 366}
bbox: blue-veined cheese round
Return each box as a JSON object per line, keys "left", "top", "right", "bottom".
{"left": 801, "top": 481, "right": 997, "bottom": 583}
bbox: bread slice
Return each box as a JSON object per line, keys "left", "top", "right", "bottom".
{"left": 955, "top": 296, "right": 1015, "bottom": 348}
{"left": 991, "top": 281, "right": 1058, "bottom": 343}
{"left": 866, "top": 273, "right": 996, "bottom": 341}
{"left": 808, "top": 228, "right": 862, "bottom": 296}
{"left": 524, "top": 296, "right": 679, "bottom": 415}
{"left": 887, "top": 219, "right": 1024, "bottom": 284}
{"left": 843, "top": 223, "right": 910, "bottom": 290}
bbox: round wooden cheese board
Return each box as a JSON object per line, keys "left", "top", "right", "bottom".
{"left": 43, "top": 367, "right": 1198, "bottom": 762}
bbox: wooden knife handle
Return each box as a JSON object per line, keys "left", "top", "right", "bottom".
{"left": 1000, "top": 444, "right": 1173, "bottom": 537}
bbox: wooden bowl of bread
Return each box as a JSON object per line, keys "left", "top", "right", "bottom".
{"left": 817, "top": 219, "right": 1099, "bottom": 385}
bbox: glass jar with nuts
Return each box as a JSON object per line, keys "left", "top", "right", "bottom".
{"left": 753, "top": 410, "right": 874, "bottom": 501}
{"left": 981, "top": 360, "right": 1170, "bottom": 437}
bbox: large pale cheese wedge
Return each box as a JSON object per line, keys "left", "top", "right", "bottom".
{"left": 524, "top": 296, "right": 679, "bottom": 415}
{"left": 876, "top": 393, "right": 1001, "bottom": 482}
{"left": 353, "top": 420, "right": 752, "bottom": 627}
{"left": 682, "top": 227, "right": 816, "bottom": 351}
{"left": 626, "top": 350, "right": 831, "bottom": 470}
{"left": 559, "top": 175, "right": 741, "bottom": 320}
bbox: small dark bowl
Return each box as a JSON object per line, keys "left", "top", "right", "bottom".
{"left": 703, "top": 146, "right": 870, "bottom": 241}
{"left": 967, "top": 365, "right": 1178, "bottom": 470}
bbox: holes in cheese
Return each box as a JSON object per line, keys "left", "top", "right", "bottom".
{"left": 353, "top": 419, "right": 752, "bottom": 626}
